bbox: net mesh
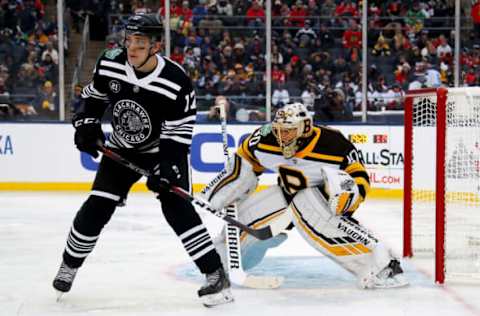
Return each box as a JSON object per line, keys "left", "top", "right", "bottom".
{"left": 410, "top": 88, "right": 480, "bottom": 282}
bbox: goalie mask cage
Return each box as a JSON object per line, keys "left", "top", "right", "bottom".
{"left": 403, "top": 87, "right": 480, "bottom": 284}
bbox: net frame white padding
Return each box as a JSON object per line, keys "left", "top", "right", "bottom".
{"left": 404, "top": 87, "right": 480, "bottom": 284}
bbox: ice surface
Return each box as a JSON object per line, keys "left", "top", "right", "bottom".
{"left": 0, "top": 192, "right": 479, "bottom": 316}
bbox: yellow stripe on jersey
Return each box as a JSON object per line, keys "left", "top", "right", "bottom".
{"left": 306, "top": 152, "right": 344, "bottom": 163}
{"left": 237, "top": 136, "right": 265, "bottom": 173}
{"left": 240, "top": 209, "right": 287, "bottom": 241}
{"left": 290, "top": 203, "right": 371, "bottom": 256}
{"left": 296, "top": 127, "right": 321, "bottom": 158}
{"left": 344, "top": 161, "right": 371, "bottom": 199}
{"left": 297, "top": 128, "right": 344, "bottom": 162}
{"left": 344, "top": 162, "right": 366, "bottom": 174}
{"left": 355, "top": 177, "right": 371, "bottom": 196}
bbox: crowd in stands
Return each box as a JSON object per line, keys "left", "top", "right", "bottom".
{"left": 102, "top": 0, "right": 480, "bottom": 122}
{"left": 0, "top": 0, "right": 64, "bottom": 120}
{"left": 3, "top": 0, "right": 480, "bottom": 122}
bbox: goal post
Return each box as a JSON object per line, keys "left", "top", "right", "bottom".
{"left": 403, "top": 87, "right": 480, "bottom": 284}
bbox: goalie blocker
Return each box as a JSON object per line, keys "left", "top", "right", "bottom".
{"left": 200, "top": 102, "right": 408, "bottom": 289}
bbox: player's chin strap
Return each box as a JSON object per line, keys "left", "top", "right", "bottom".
{"left": 96, "top": 142, "right": 274, "bottom": 240}
{"left": 134, "top": 46, "right": 156, "bottom": 69}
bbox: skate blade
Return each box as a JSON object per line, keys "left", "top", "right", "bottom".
{"left": 201, "top": 288, "right": 234, "bottom": 307}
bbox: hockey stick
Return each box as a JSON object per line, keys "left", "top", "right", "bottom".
{"left": 218, "top": 103, "right": 283, "bottom": 289}
{"left": 97, "top": 144, "right": 273, "bottom": 240}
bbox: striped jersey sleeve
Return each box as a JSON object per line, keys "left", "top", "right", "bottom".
{"left": 340, "top": 142, "right": 371, "bottom": 201}
{"left": 160, "top": 60, "right": 197, "bottom": 151}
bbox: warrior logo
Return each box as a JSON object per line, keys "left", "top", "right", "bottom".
{"left": 109, "top": 80, "right": 121, "bottom": 93}
{"left": 112, "top": 100, "right": 152, "bottom": 144}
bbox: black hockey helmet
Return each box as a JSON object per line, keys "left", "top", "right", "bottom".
{"left": 125, "top": 13, "right": 162, "bottom": 40}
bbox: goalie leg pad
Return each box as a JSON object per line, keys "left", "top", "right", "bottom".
{"left": 199, "top": 154, "right": 258, "bottom": 211}
{"left": 290, "top": 187, "right": 408, "bottom": 288}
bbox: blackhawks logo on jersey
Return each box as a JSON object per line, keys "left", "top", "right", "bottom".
{"left": 112, "top": 100, "right": 152, "bottom": 144}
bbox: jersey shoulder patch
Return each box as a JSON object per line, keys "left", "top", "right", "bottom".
{"left": 104, "top": 48, "right": 123, "bottom": 60}
{"left": 259, "top": 123, "right": 273, "bottom": 136}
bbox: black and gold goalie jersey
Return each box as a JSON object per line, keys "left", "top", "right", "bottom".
{"left": 237, "top": 124, "right": 371, "bottom": 206}
{"left": 79, "top": 47, "right": 196, "bottom": 153}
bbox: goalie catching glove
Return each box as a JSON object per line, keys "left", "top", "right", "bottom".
{"left": 319, "top": 168, "right": 362, "bottom": 216}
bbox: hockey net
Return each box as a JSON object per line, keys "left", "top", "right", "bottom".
{"left": 403, "top": 87, "right": 480, "bottom": 284}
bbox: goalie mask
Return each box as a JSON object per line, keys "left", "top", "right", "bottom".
{"left": 272, "top": 102, "right": 313, "bottom": 158}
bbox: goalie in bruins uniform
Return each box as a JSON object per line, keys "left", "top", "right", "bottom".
{"left": 200, "top": 102, "right": 408, "bottom": 289}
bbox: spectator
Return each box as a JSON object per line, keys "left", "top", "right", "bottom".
{"left": 39, "top": 52, "right": 58, "bottom": 84}
{"left": 70, "top": 83, "right": 83, "bottom": 114}
{"left": 405, "top": 2, "right": 426, "bottom": 34}
{"left": 232, "top": 43, "right": 247, "bottom": 64}
{"left": 301, "top": 82, "right": 318, "bottom": 109}
{"left": 133, "top": 0, "right": 150, "bottom": 14}
{"left": 295, "top": 19, "right": 317, "bottom": 47}
{"left": 464, "top": 68, "right": 477, "bottom": 86}
{"left": 436, "top": 34, "right": 452, "bottom": 60}
{"left": 272, "top": 64, "right": 286, "bottom": 84}
{"left": 314, "top": 87, "right": 352, "bottom": 121}
{"left": 372, "top": 34, "right": 391, "bottom": 56}
{"left": 177, "top": 1, "right": 193, "bottom": 35}
{"left": 424, "top": 63, "right": 442, "bottom": 88}
{"left": 246, "top": 1, "right": 265, "bottom": 27}
{"left": 170, "top": 46, "right": 184, "bottom": 65}
{"left": 216, "top": 0, "right": 234, "bottom": 25}
{"left": 320, "top": 0, "right": 336, "bottom": 17}
{"left": 318, "top": 23, "right": 335, "bottom": 49}
{"left": 192, "top": 0, "right": 208, "bottom": 27}
{"left": 207, "top": 95, "right": 237, "bottom": 122}
{"left": 383, "top": 84, "right": 405, "bottom": 110}
{"left": 394, "top": 56, "right": 411, "bottom": 86}
{"left": 35, "top": 80, "right": 58, "bottom": 119}
{"left": 342, "top": 20, "right": 361, "bottom": 61}
{"left": 272, "top": 83, "right": 290, "bottom": 108}
{"left": 289, "top": 0, "right": 307, "bottom": 27}
{"left": 335, "top": 0, "right": 359, "bottom": 17}
{"left": 393, "top": 28, "right": 411, "bottom": 52}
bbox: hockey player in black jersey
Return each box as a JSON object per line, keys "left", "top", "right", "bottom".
{"left": 53, "top": 13, "right": 233, "bottom": 307}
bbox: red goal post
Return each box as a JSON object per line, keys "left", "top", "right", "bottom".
{"left": 403, "top": 87, "right": 480, "bottom": 284}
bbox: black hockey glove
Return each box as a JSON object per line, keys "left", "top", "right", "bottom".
{"left": 146, "top": 162, "right": 182, "bottom": 196}
{"left": 72, "top": 114, "right": 105, "bottom": 158}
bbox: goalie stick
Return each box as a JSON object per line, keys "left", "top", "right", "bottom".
{"left": 97, "top": 144, "right": 274, "bottom": 240}
{"left": 218, "top": 103, "right": 283, "bottom": 289}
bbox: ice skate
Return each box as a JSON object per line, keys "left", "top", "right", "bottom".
{"left": 361, "top": 259, "right": 409, "bottom": 289}
{"left": 198, "top": 266, "right": 234, "bottom": 307}
{"left": 53, "top": 261, "right": 78, "bottom": 300}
